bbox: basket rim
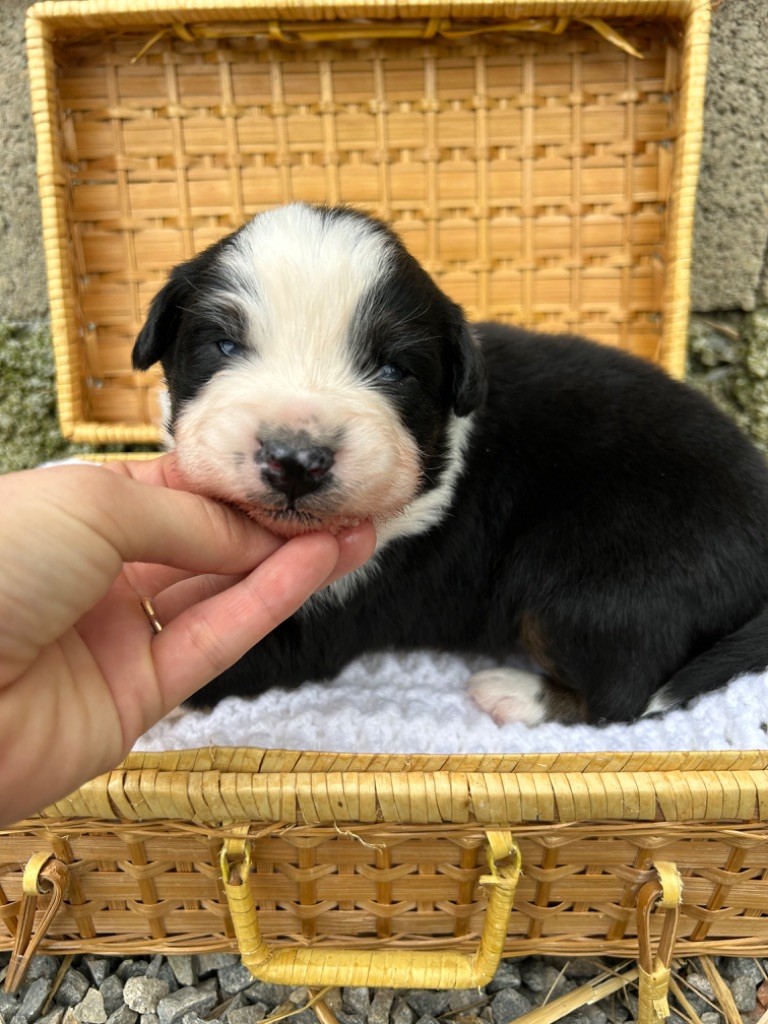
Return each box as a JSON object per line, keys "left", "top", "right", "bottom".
{"left": 20, "top": 744, "right": 768, "bottom": 826}
{"left": 28, "top": 0, "right": 708, "bottom": 30}
{"left": 117, "top": 745, "right": 768, "bottom": 774}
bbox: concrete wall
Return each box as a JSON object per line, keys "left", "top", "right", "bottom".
{"left": 0, "top": 0, "right": 47, "bottom": 323}
{"left": 1, "top": 0, "right": 767, "bottom": 470}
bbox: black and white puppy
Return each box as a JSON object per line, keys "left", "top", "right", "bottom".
{"left": 133, "top": 202, "right": 768, "bottom": 725}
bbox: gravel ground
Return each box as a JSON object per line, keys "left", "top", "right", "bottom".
{"left": 1, "top": 953, "right": 767, "bottom": 1024}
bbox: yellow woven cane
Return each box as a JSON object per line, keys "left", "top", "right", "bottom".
{"left": 637, "top": 861, "right": 683, "bottom": 1024}
{"left": 221, "top": 830, "right": 520, "bottom": 989}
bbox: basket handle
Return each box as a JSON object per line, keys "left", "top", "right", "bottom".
{"left": 220, "top": 831, "right": 521, "bottom": 989}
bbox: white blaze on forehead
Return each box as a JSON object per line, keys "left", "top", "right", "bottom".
{"left": 216, "top": 204, "right": 394, "bottom": 387}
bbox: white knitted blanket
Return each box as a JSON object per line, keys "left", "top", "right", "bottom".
{"left": 136, "top": 650, "right": 768, "bottom": 754}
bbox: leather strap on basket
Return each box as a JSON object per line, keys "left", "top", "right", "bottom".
{"left": 221, "top": 830, "right": 520, "bottom": 988}
{"left": 636, "top": 861, "right": 683, "bottom": 1024}
{"left": 5, "top": 853, "right": 70, "bottom": 993}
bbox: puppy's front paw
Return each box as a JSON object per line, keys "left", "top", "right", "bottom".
{"left": 468, "top": 668, "right": 548, "bottom": 726}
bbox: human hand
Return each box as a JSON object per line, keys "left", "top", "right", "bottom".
{"left": 0, "top": 455, "right": 375, "bottom": 825}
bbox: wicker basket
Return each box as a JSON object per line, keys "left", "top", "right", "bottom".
{"left": 8, "top": 0, "right": 760, "bottom": 1017}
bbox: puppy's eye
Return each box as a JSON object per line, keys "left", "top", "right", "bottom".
{"left": 375, "top": 363, "right": 409, "bottom": 383}
{"left": 217, "top": 339, "right": 241, "bottom": 357}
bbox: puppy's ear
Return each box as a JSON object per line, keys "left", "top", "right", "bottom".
{"left": 448, "top": 307, "right": 487, "bottom": 417}
{"left": 132, "top": 270, "right": 188, "bottom": 371}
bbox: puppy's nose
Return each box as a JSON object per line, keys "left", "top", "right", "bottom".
{"left": 260, "top": 439, "right": 335, "bottom": 501}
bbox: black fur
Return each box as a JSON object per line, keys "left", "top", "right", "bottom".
{"left": 134, "top": 210, "right": 768, "bottom": 723}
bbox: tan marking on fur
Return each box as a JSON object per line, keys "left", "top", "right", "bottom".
{"left": 518, "top": 612, "right": 587, "bottom": 723}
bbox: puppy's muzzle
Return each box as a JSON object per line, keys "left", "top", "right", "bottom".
{"left": 260, "top": 437, "right": 336, "bottom": 502}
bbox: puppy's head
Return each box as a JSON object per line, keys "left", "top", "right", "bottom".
{"left": 133, "top": 203, "right": 486, "bottom": 538}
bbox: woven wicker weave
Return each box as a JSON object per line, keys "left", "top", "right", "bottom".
{"left": 3, "top": 750, "right": 768, "bottom": 968}
{"left": 27, "top": 0, "right": 708, "bottom": 445}
{"left": 6, "top": 0, "right": 750, "bottom": 1015}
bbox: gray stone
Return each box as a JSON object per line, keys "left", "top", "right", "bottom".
{"left": 224, "top": 994, "right": 248, "bottom": 1016}
{"left": 490, "top": 987, "right": 532, "bottom": 1023}
{"left": 193, "top": 954, "right": 239, "bottom": 978}
{"left": 520, "top": 961, "right": 569, "bottom": 997}
{"left": 722, "top": 958, "right": 764, "bottom": 987}
{"left": 369, "top": 989, "right": 395, "bottom": 1024}
{"left": 37, "top": 1010, "right": 65, "bottom": 1024}
{"left": 105, "top": 1008, "right": 138, "bottom": 1024}
{"left": 413, "top": 1015, "right": 440, "bottom": 1024}
{"left": 99, "top": 976, "right": 124, "bottom": 1016}
{"left": 448, "top": 991, "right": 486, "bottom": 1012}
{"left": 218, "top": 963, "right": 254, "bottom": 997}
{"left": 391, "top": 996, "right": 416, "bottom": 1024}
{"left": 24, "top": 957, "right": 59, "bottom": 983}
{"left": 82, "top": 959, "right": 111, "bottom": 989}
{"left": 56, "top": 971, "right": 91, "bottom": 1008}
{"left": 155, "top": 967, "right": 177, "bottom": 994}
{"left": 12, "top": 978, "right": 52, "bottom": 1024}
{"left": 157, "top": 985, "right": 219, "bottom": 1024}
{"left": 167, "top": 959, "right": 195, "bottom": 990}
{"left": 729, "top": 975, "right": 758, "bottom": 1013}
{"left": 700, "top": 1014, "right": 720, "bottom": 1024}
{"left": 487, "top": 962, "right": 522, "bottom": 993}
{"left": 140, "top": 1015, "right": 159, "bottom": 1024}
{"left": 73, "top": 989, "right": 108, "bottom": 1024}
{"left": 581, "top": 1006, "right": 607, "bottom": 1024}
{"left": 145, "top": 959, "right": 164, "bottom": 981}
{"left": 686, "top": 973, "right": 716, "bottom": 1002}
{"left": 180, "top": 1016, "right": 208, "bottom": 1024}
{"left": 559, "top": 1016, "right": 590, "bottom": 1024}
{"left": 0, "top": 995, "right": 19, "bottom": 1021}
{"left": 681, "top": 988, "right": 709, "bottom": 1017}
{"left": 124, "top": 977, "right": 171, "bottom": 1015}
{"left": 323, "top": 990, "right": 342, "bottom": 1015}
{"left": 558, "top": 959, "right": 604, "bottom": 981}
{"left": 227, "top": 1007, "right": 268, "bottom": 1024}
{"left": 342, "top": 988, "right": 371, "bottom": 1016}
{"left": 405, "top": 993, "right": 451, "bottom": 1018}
{"left": 623, "top": 993, "right": 639, "bottom": 1017}
{"left": 117, "top": 964, "right": 150, "bottom": 982}
{"left": 335, "top": 1015, "right": 364, "bottom": 1024}
{"left": 242, "top": 982, "right": 286, "bottom": 1008}
{"left": 480, "top": 1010, "right": 494, "bottom": 1024}
{"left": 273, "top": 1004, "right": 314, "bottom": 1024}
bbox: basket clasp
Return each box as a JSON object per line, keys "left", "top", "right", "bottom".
{"left": 636, "top": 860, "right": 683, "bottom": 1024}
{"left": 4, "top": 852, "right": 70, "bottom": 994}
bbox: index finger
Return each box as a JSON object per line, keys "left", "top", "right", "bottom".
{"left": 104, "top": 452, "right": 188, "bottom": 491}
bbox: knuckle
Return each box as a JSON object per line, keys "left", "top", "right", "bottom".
{"left": 183, "top": 608, "right": 230, "bottom": 674}
{"left": 201, "top": 498, "right": 244, "bottom": 550}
